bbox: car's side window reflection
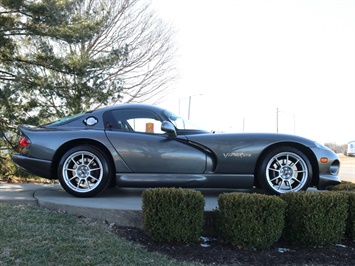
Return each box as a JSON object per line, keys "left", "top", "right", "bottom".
{"left": 126, "top": 118, "right": 163, "bottom": 134}
{"left": 110, "top": 109, "right": 164, "bottom": 134}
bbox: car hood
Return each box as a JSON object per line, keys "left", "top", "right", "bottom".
{"left": 184, "top": 132, "right": 317, "bottom": 155}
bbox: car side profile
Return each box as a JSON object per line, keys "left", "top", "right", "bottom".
{"left": 11, "top": 104, "right": 341, "bottom": 197}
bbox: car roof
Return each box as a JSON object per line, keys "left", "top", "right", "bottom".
{"left": 93, "top": 103, "right": 166, "bottom": 114}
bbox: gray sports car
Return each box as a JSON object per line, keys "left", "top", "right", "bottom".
{"left": 11, "top": 104, "right": 341, "bottom": 197}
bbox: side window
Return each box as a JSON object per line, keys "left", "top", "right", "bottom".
{"left": 126, "top": 118, "right": 163, "bottom": 133}
{"left": 107, "top": 109, "right": 164, "bottom": 134}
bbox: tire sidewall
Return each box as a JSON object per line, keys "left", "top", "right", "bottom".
{"left": 58, "top": 145, "right": 111, "bottom": 197}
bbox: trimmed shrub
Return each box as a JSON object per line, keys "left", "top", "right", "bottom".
{"left": 349, "top": 193, "right": 355, "bottom": 239}
{"left": 329, "top": 182, "right": 355, "bottom": 239}
{"left": 217, "top": 193, "right": 286, "bottom": 249}
{"left": 142, "top": 188, "right": 205, "bottom": 243}
{"left": 281, "top": 191, "right": 348, "bottom": 244}
{"left": 330, "top": 181, "right": 355, "bottom": 192}
{"left": 344, "top": 192, "right": 355, "bottom": 239}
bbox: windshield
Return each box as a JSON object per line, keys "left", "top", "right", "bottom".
{"left": 163, "top": 110, "right": 202, "bottom": 130}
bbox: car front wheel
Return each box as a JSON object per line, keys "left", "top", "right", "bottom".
{"left": 58, "top": 146, "right": 111, "bottom": 197}
{"left": 258, "top": 147, "right": 312, "bottom": 194}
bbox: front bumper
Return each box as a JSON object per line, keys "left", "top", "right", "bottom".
{"left": 311, "top": 146, "right": 341, "bottom": 190}
{"left": 318, "top": 174, "right": 341, "bottom": 190}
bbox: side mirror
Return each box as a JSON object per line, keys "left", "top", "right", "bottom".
{"left": 161, "top": 121, "right": 177, "bottom": 138}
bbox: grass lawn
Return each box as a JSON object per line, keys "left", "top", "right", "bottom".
{"left": 0, "top": 204, "right": 201, "bottom": 266}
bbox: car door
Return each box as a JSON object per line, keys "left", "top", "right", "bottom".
{"left": 104, "top": 108, "right": 207, "bottom": 173}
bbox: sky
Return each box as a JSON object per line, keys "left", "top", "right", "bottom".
{"left": 151, "top": 0, "right": 355, "bottom": 145}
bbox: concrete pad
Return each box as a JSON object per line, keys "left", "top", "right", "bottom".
{"left": 0, "top": 183, "right": 230, "bottom": 228}
{"left": 35, "top": 186, "right": 144, "bottom": 228}
{"left": 33, "top": 186, "right": 228, "bottom": 228}
{"left": 0, "top": 183, "right": 329, "bottom": 229}
{"left": 0, "top": 183, "right": 46, "bottom": 205}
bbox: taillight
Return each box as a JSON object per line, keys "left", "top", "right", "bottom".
{"left": 18, "top": 137, "right": 30, "bottom": 152}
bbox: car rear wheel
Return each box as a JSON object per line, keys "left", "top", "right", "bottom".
{"left": 58, "top": 145, "right": 111, "bottom": 197}
{"left": 258, "top": 147, "right": 312, "bottom": 194}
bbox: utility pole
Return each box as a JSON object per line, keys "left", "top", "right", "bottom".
{"left": 276, "top": 108, "right": 279, "bottom": 133}
{"left": 188, "top": 96, "right": 191, "bottom": 119}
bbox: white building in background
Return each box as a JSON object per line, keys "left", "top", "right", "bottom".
{"left": 348, "top": 141, "right": 355, "bottom": 157}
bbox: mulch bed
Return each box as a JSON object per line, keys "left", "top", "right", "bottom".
{"left": 112, "top": 225, "right": 355, "bottom": 265}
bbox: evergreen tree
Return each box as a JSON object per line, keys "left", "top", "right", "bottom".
{"left": 0, "top": 0, "right": 176, "bottom": 178}
{"left": 1, "top": 0, "right": 176, "bottom": 123}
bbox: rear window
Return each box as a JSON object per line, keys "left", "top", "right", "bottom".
{"left": 41, "top": 113, "right": 86, "bottom": 127}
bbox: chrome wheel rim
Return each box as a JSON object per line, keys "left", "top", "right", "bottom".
{"left": 62, "top": 151, "right": 103, "bottom": 193}
{"left": 266, "top": 152, "right": 308, "bottom": 193}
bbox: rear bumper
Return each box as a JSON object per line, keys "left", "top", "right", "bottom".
{"left": 11, "top": 154, "right": 53, "bottom": 179}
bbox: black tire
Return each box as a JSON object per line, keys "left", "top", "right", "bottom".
{"left": 58, "top": 145, "right": 112, "bottom": 197}
{"left": 258, "top": 146, "right": 312, "bottom": 194}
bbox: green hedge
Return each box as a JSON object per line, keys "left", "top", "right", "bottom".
{"left": 281, "top": 191, "right": 348, "bottom": 244}
{"left": 141, "top": 188, "right": 354, "bottom": 247}
{"left": 341, "top": 192, "right": 355, "bottom": 239}
{"left": 142, "top": 188, "right": 205, "bottom": 243}
{"left": 217, "top": 193, "right": 286, "bottom": 249}
{"left": 330, "top": 181, "right": 355, "bottom": 192}
{"left": 349, "top": 193, "right": 355, "bottom": 239}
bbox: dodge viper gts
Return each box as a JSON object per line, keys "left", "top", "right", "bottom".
{"left": 11, "top": 104, "right": 341, "bottom": 197}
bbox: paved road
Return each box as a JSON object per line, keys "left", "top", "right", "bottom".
{"left": 339, "top": 164, "right": 355, "bottom": 183}
{"left": 339, "top": 156, "right": 355, "bottom": 183}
